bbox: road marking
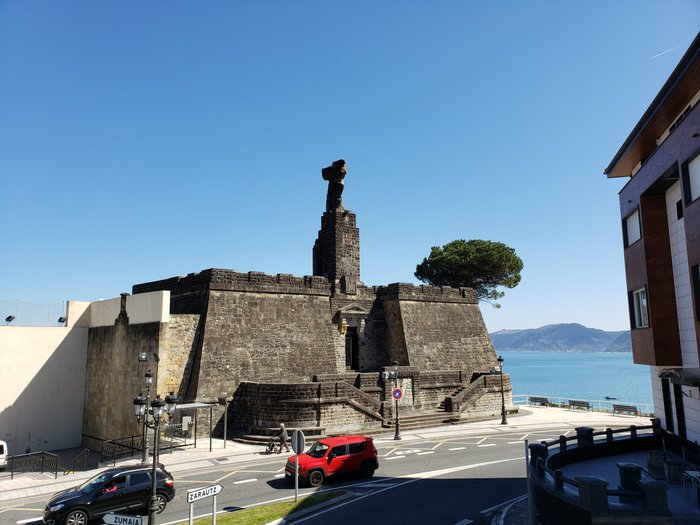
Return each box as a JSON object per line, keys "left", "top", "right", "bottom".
{"left": 508, "top": 441, "right": 522, "bottom": 444}
{"left": 480, "top": 494, "right": 528, "bottom": 514}
{"left": 17, "top": 519, "right": 43, "bottom": 524}
{"left": 385, "top": 455, "right": 406, "bottom": 460}
{"left": 430, "top": 441, "right": 443, "bottom": 450}
{"left": 234, "top": 478, "right": 258, "bottom": 484}
{"left": 498, "top": 495, "right": 528, "bottom": 525}
{"left": 478, "top": 444, "right": 497, "bottom": 448}
{"left": 476, "top": 437, "right": 488, "bottom": 444}
{"left": 448, "top": 447, "right": 466, "bottom": 451}
{"left": 274, "top": 473, "right": 285, "bottom": 478}
{"left": 290, "top": 456, "right": 523, "bottom": 524}
{"left": 520, "top": 433, "right": 529, "bottom": 440}
{"left": 417, "top": 451, "right": 434, "bottom": 456}
{"left": 354, "top": 482, "right": 397, "bottom": 488}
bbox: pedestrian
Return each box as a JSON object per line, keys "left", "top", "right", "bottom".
{"left": 278, "top": 423, "right": 290, "bottom": 453}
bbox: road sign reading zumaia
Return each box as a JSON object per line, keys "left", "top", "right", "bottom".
{"left": 392, "top": 388, "right": 403, "bottom": 400}
{"left": 187, "top": 483, "right": 223, "bottom": 503}
{"left": 104, "top": 514, "right": 143, "bottom": 525}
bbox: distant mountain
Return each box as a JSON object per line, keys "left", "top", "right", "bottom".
{"left": 489, "top": 323, "right": 631, "bottom": 353}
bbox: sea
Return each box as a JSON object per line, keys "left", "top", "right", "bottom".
{"left": 500, "top": 350, "right": 653, "bottom": 411}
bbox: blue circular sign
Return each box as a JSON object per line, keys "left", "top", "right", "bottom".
{"left": 392, "top": 388, "right": 403, "bottom": 400}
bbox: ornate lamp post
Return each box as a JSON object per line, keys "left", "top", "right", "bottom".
{"left": 138, "top": 369, "right": 154, "bottom": 462}
{"left": 497, "top": 355, "right": 508, "bottom": 425}
{"left": 134, "top": 392, "right": 177, "bottom": 525}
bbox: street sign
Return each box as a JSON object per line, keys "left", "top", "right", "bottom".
{"left": 187, "top": 483, "right": 223, "bottom": 503}
{"left": 392, "top": 387, "right": 403, "bottom": 400}
{"left": 104, "top": 514, "right": 143, "bottom": 525}
{"left": 291, "top": 429, "right": 305, "bottom": 454}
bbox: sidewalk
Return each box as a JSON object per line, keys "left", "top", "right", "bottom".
{"left": 0, "top": 406, "right": 651, "bottom": 523}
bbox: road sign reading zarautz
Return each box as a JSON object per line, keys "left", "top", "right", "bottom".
{"left": 104, "top": 514, "right": 143, "bottom": 525}
{"left": 187, "top": 483, "right": 223, "bottom": 503}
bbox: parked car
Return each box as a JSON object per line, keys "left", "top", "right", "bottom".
{"left": 285, "top": 435, "right": 378, "bottom": 487}
{"left": 0, "top": 440, "right": 7, "bottom": 471}
{"left": 43, "top": 463, "right": 175, "bottom": 525}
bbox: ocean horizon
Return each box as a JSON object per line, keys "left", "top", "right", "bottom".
{"left": 499, "top": 350, "right": 653, "bottom": 409}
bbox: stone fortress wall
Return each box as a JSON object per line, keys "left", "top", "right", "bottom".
{"left": 80, "top": 160, "right": 511, "bottom": 444}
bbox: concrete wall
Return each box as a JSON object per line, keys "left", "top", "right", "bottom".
{"left": 0, "top": 325, "right": 88, "bottom": 451}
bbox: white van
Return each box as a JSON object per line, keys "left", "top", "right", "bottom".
{"left": 0, "top": 440, "right": 7, "bottom": 471}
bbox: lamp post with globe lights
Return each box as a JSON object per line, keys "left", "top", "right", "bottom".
{"left": 134, "top": 392, "right": 177, "bottom": 525}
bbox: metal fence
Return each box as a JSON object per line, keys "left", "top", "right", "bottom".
{"left": 0, "top": 299, "right": 66, "bottom": 327}
{"left": 8, "top": 451, "right": 59, "bottom": 479}
{"left": 512, "top": 393, "right": 654, "bottom": 416}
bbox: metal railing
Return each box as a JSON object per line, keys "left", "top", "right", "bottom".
{"left": 63, "top": 448, "right": 91, "bottom": 475}
{"left": 512, "top": 393, "right": 654, "bottom": 416}
{"left": 8, "top": 451, "right": 59, "bottom": 479}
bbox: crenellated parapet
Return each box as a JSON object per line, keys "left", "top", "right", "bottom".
{"left": 374, "top": 282, "right": 478, "bottom": 303}
{"left": 133, "top": 268, "right": 331, "bottom": 296}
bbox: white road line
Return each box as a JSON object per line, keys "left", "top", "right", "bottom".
{"left": 507, "top": 441, "right": 522, "bottom": 444}
{"left": 290, "top": 456, "right": 523, "bottom": 524}
{"left": 480, "top": 494, "right": 528, "bottom": 514}
{"left": 476, "top": 437, "right": 488, "bottom": 444}
{"left": 354, "top": 482, "right": 397, "bottom": 488}
{"left": 416, "top": 451, "right": 434, "bottom": 456}
{"left": 234, "top": 478, "right": 258, "bottom": 484}
{"left": 448, "top": 447, "right": 466, "bottom": 451}
{"left": 274, "top": 473, "right": 285, "bottom": 478}
{"left": 385, "top": 455, "right": 406, "bottom": 460}
{"left": 17, "top": 519, "right": 42, "bottom": 525}
{"left": 478, "top": 444, "right": 497, "bottom": 448}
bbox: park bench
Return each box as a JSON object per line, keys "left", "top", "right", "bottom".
{"left": 528, "top": 396, "right": 549, "bottom": 406}
{"left": 613, "top": 404, "right": 640, "bottom": 416}
{"left": 568, "top": 399, "right": 591, "bottom": 411}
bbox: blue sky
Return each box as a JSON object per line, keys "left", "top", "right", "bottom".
{"left": 1, "top": 1, "right": 698, "bottom": 331}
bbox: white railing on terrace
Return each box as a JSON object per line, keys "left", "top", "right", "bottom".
{"left": 512, "top": 393, "right": 654, "bottom": 417}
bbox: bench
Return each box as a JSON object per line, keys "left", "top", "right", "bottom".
{"left": 613, "top": 404, "right": 640, "bottom": 416}
{"left": 568, "top": 399, "right": 591, "bottom": 411}
{"left": 528, "top": 396, "right": 549, "bottom": 406}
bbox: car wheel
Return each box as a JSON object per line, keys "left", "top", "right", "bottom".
{"left": 156, "top": 493, "right": 168, "bottom": 513}
{"left": 360, "top": 461, "right": 376, "bottom": 478}
{"left": 307, "top": 469, "right": 324, "bottom": 487}
{"left": 64, "top": 509, "right": 89, "bottom": 525}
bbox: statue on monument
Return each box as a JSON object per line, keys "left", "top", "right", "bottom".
{"left": 322, "top": 159, "right": 347, "bottom": 212}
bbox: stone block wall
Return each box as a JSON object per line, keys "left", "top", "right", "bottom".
{"left": 191, "top": 290, "right": 340, "bottom": 403}
{"left": 231, "top": 381, "right": 385, "bottom": 435}
{"left": 164, "top": 314, "right": 202, "bottom": 401}
{"left": 82, "top": 322, "right": 163, "bottom": 445}
{"left": 378, "top": 283, "right": 496, "bottom": 374}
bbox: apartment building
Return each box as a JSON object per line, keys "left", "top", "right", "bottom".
{"left": 606, "top": 33, "right": 700, "bottom": 440}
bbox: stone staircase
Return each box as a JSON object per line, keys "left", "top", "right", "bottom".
{"left": 233, "top": 426, "right": 326, "bottom": 446}
{"left": 383, "top": 409, "right": 460, "bottom": 431}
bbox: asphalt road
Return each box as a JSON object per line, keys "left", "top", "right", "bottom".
{"left": 2, "top": 425, "right": 569, "bottom": 525}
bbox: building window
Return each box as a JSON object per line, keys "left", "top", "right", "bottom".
{"left": 623, "top": 209, "right": 641, "bottom": 246}
{"left": 683, "top": 154, "right": 700, "bottom": 204}
{"left": 693, "top": 265, "right": 700, "bottom": 321}
{"left": 631, "top": 287, "right": 649, "bottom": 328}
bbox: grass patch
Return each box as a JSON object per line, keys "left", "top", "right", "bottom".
{"left": 191, "top": 491, "right": 346, "bottom": 525}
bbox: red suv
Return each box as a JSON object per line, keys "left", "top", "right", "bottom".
{"left": 285, "top": 435, "right": 378, "bottom": 487}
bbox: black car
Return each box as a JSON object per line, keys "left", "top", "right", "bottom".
{"left": 43, "top": 463, "right": 175, "bottom": 525}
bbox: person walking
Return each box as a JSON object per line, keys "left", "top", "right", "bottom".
{"left": 278, "top": 423, "right": 290, "bottom": 453}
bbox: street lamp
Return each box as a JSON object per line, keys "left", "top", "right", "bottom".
{"left": 138, "top": 369, "right": 155, "bottom": 462}
{"left": 382, "top": 361, "right": 402, "bottom": 440}
{"left": 134, "top": 392, "right": 177, "bottom": 525}
{"left": 497, "top": 355, "right": 508, "bottom": 425}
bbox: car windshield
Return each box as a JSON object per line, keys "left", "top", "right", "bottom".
{"left": 306, "top": 441, "right": 330, "bottom": 458}
{"left": 78, "top": 472, "right": 110, "bottom": 494}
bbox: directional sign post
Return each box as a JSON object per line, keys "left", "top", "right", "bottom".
{"left": 291, "top": 429, "right": 305, "bottom": 502}
{"left": 187, "top": 484, "right": 223, "bottom": 525}
{"left": 104, "top": 514, "right": 143, "bottom": 525}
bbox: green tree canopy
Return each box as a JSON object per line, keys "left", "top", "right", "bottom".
{"left": 414, "top": 239, "right": 523, "bottom": 307}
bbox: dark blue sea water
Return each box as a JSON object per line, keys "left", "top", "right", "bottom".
{"left": 500, "top": 351, "right": 653, "bottom": 411}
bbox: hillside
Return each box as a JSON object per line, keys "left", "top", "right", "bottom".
{"left": 489, "top": 323, "right": 631, "bottom": 352}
